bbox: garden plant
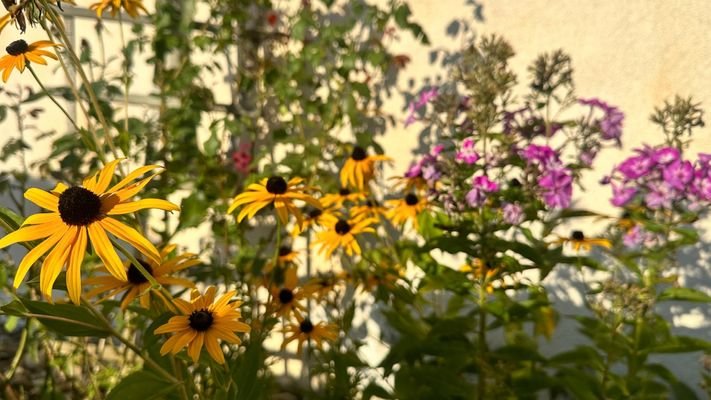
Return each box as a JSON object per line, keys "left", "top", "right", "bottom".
{"left": 0, "top": 1, "right": 709, "bottom": 399}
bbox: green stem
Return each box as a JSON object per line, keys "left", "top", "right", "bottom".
{"left": 27, "top": 65, "right": 81, "bottom": 133}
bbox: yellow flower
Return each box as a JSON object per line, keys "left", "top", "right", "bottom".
{"left": 0, "top": 40, "right": 60, "bottom": 82}
{"left": 263, "top": 245, "right": 299, "bottom": 274}
{"left": 351, "top": 199, "right": 387, "bottom": 220}
{"left": 85, "top": 244, "right": 199, "bottom": 310}
{"left": 268, "top": 267, "right": 309, "bottom": 318}
{"left": 227, "top": 176, "right": 321, "bottom": 226}
{"left": 303, "top": 273, "right": 342, "bottom": 300}
{"left": 154, "top": 286, "right": 250, "bottom": 364}
{"left": 386, "top": 193, "right": 427, "bottom": 229}
{"left": 0, "top": 13, "right": 11, "bottom": 34}
{"left": 319, "top": 187, "right": 365, "bottom": 208}
{"left": 460, "top": 259, "right": 498, "bottom": 294}
{"left": 89, "top": 0, "right": 148, "bottom": 19}
{"left": 282, "top": 316, "right": 338, "bottom": 354}
{"left": 339, "top": 146, "right": 391, "bottom": 190}
{"left": 553, "top": 230, "right": 612, "bottom": 252}
{"left": 312, "top": 214, "right": 376, "bottom": 258}
{"left": 291, "top": 206, "right": 340, "bottom": 236}
{"left": 0, "top": 159, "right": 178, "bottom": 303}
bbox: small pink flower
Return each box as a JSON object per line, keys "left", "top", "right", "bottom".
{"left": 456, "top": 138, "right": 480, "bottom": 165}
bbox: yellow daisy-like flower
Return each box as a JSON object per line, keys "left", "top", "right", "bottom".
{"left": 154, "top": 286, "right": 250, "bottom": 364}
{"left": 319, "top": 187, "right": 366, "bottom": 209}
{"left": 351, "top": 199, "right": 388, "bottom": 220}
{"left": 282, "top": 316, "right": 338, "bottom": 354}
{"left": 460, "top": 259, "right": 499, "bottom": 294}
{"left": 227, "top": 176, "right": 321, "bottom": 226}
{"left": 291, "top": 206, "right": 340, "bottom": 236}
{"left": 263, "top": 245, "right": 299, "bottom": 274}
{"left": 339, "top": 146, "right": 392, "bottom": 190}
{"left": 85, "top": 244, "right": 199, "bottom": 310}
{"left": 268, "top": 267, "right": 309, "bottom": 318}
{"left": 0, "top": 40, "right": 60, "bottom": 82}
{"left": 312, "top": 214, "right": 377, "bottom": 258}
{"left": 386, "top": 193, "right": 427, "bottom": 229}
{"left": 0, "top": 159, "right": 178, "bottom": 303}
{"left": 553, "top": 230, "right": 612, "bottom": 252}
{"left": 89, "top": 0, "right": 148, "bottom": 19}
{"left": 303, "top": 273, "right": 342, "bottom": 300}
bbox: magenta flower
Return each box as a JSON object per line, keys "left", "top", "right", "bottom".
{"left": 538, "top": 167, "right": 573, "bottom": 208}
{"left": 466, "top": 175, "right": 499, "bottom": 207}
{"left": 623, "top": 225, "right": 652, "bottom": 248}
{"left": 415, "top": 87, "right": 438, "bottom": 108}
{"left": 610, "top": 183, "right": 637, "bottom": 207}
{"left": 404, "top": 103, "right": 417, "bottom": 127}
{"left": 579, "top": 97, "right": 624, "bottom": 145}
{"left": 617, "top": 155, "right": 654, "bottom": 180}
{"left": 502, "top": 202, "right": 524, "bottom": 225}
{"left": 652, "top": 147, "right": 680, "bottom": 165}
{"left": 644, "top": 181, "right": 675, "bottom": 209}
{"left": 662, "top": 160, "right": 694, "bottom": 190}
{"left": 456, "top": 138, "right": 480, "bottom": 164}
{"left": 521, "top": 144, "right": 558, "bottom": 166}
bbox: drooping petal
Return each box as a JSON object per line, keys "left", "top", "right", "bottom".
{"left": 0, "top": 222, "right": 60, "bottom": 249}
{"left": 13, "top": 226, "right": 67, "bottom": 288}
{"left": 66, "top": 227, "right": 88, "bottom": 304}
{"left": 88, "top": 223, "right": 127, "bottom": 281}
{"left": 204, "top": 332, "right": 225, "bottom": 364}
{"left": 40, "top": 226, "right": 78, "bottom": 300}
{"left": 188, "top": 332, "right": 205, "bottom": 363}
{"left": 99, "top": 217, "right": 160, "bottom": 264}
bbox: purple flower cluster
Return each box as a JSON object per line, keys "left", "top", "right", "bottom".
{"left": 521, "top": 144, "right": 573, "bottom": 209}
{"left": 405, "top": 144, "right": 444, "bottom": 186}
{"left": 466, "top": 175, "right": 499, "bottom": 207}
{"left": 404, "top": 87, "right": 438, "bottom": 127}
{"left": 503, "top": 105, "right": 562, "bottom": 138}
{"left": 579, "top": 97, "right": 624, "bottom": 146}
{"left": 502, "top": 202, "right": 524, "bottom": 224}
{"left": 607, "top": 145, "right": 711, "bottom": 210}
{"left": 456, "top": 137, "right": 480, "bottom": 165}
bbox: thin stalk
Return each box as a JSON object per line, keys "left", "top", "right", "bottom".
{"left": 27, "top": 65, "right": 81, "bottom": 133}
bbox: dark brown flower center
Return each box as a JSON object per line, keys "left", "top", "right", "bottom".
{"left": 278, "top": 246, "right": 292, "bottom": 257}
{"left": 58, "top": 186, "right": 103, "bottom": 226}
{"left": 405, "top": 193, "right": 419, "bottom": 206}
{"left": 188, "top": 309, "right": 214, "bottom": 331}
{"left": 335, "top": 219, "right": 351, "bottom": 235}
{"left": 339, "top": 188, "right": 351, "bottom": 196}
{"left": 127, "top": 260, "right": 154, "bottom": 284}
{"left": 6, "top": 40, "right": 29, "bottom": 56}
{"left": 366, "top": 199, "right": 379, "bottom": 207}
{"left": 299, "top": 319, "right": 314, "bottom": 333}
{"left": 351, "top": 146, "right": 367, "bottom": 161}
{"left": 266, "top": 176, "right": 287, "bottom": 194}
{"left": 278, "top": 288, "right": 294, "bottom": 304}
{"left": 509, "top": 178, "right": 522, "bottom": 188}
{"left": 307, "top": 208, "right": 322, "bottom": 219}
{"left": 571, "top": 230, "right": 585, "bottom": 241}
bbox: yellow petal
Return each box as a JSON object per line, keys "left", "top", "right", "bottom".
{"left": 94, "top": 159, "right": 124, "bottom": 194}
{"left": 24, "top": 188, "right": 59, "bottom": 211}
{"left": 40, "top": 226, "right": 78, "bottom": 300}
{"left": 107, "top": 198, "right": 180, "bottom": 215}
{"left": 99, "top": 217, "right": 160, "bottom": 265}
{"left": 66, "top": 227, "right": 88, "bottom": 304}
{"left": 107, "top": 165, "right": 163, "bottom": 193}
{"left": 188, "top": 332, "right": 205, "bottom": 363}
{"left": 0, "top": 222, "right": 60, "bottom": 249}
{"left": 88, "top": 223, "right": 127, "bottom": 281}
{"left": 21, "top": 213, "right": 60, "bottom": 227}
{"left": 13, "top": 226, "right": 67, "bottom": 288}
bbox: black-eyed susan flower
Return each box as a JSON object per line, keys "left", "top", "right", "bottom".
{"left": 351, "top": 199, "right": 387, "bottom": 220}
{"left": 85, "top": 244, "right": 199, "bottom": 310}
{"left": 268, "top": 267, "right": 309, "bottom": 318}
{"left": 89, "top": 0, "right": 148, "bottom": 18}
{"left": 460, "top": 259, "right": 498, "bottom": 294}
{"left": 386, "top": 193, "right": 427, "bottom": 229}
{"left": 263, "top": 245, "right": 299, "bottom": 274}
{"left": 0, "top": 159, "right": 178, "bottom": 303}
{"left": 553, "top": 230, "right": 612, "bottom": 252}
{"left": 154, "top": 286, "right": 250, "bottom": 364}
{"left": 228, "top": 176, "right": 321, "bottom": 226}
{"left": 303, "top": 273, "right": 342, "bottom": 300}
{"left": 282, "top": 316, "right": 338, "bottom": 354}
{"left": 0, "top": 39, "right": 60, "bottom": 82}
{"left": 320, "top": 187, "right": 365, "bottom": 208}
{"left": 339, "top": 146, "right": 392, "bottom": 190}
{"left": 291, "top": 206, "right": 340, "bottom": 236}
{"left": 312, "top": 214, "right": 377, "bottom": 258}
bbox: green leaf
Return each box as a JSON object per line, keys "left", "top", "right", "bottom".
{"left": 23, "top": 300, "right": 111, "bottom": 337}
{"left": 107, "top": 370, "right": 176, "bottom": 400}
{"left": 657, "top": 287, "right": 711, "bottom": 303}
{"left": 0, "top": 299, "right": 28, "bottom": 316}
{"left": 0, "top": 206, "right": 22, "bottom": 232}
{"left": 647, "top": 335, "right": 711, "bottom": 354}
